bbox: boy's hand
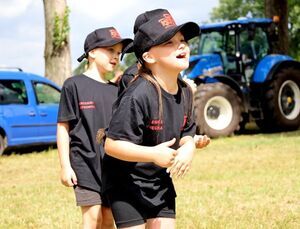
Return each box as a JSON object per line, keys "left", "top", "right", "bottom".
{"left": 60, "top": 166, "right": 77, "bottom": 187}
{"left": 152, "top": 138, "right": 178, "bottom": 168}
{"left": 194, "top": 135, "right": 210, "bottom": 149}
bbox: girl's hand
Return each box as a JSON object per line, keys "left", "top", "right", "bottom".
{"left": 167, "top": 148, "right": 194, "bottom": 178}
{"left": 194, "top": 135, "right": 210, "bottom": 149}
{"left": 60, "top": 166, "right": 77, "bottom": 187}
{"left": 152, "top": 138, "right": 178, "bottom": 168}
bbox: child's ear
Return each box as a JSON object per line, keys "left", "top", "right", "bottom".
{"left": 142, "top": 52, "right": 156, "bottom": 64}
{"left": 88, "top": 50, "right": 96, "bottom": 59}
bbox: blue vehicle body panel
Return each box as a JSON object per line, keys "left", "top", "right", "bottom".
{"left": 187, "top": 54, "right": 224, "bottom": 79}
{"left": 0, "top": 70, "right": 60, "bottom": 148}
{"left": 252, "top": 55, "right": 293, "bottom": 83}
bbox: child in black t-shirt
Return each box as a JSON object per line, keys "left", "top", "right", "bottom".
{"left": 119, "top": 9, "right": 210, "bottom": 150}
{"left": 103, "top": 10, "right": 201, "bottom": 228}
{"left": 57, "top": 27, "right": 131, "bottom": 229}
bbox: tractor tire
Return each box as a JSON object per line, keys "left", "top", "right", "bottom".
{"left": 258, "top": 67, "right": 300, "bottom": 131}
{"left": 194, "top": 82, "right": 242, "bottom": 138}
{"left": 0, "top": 135, "right": 7, "bottom": 156}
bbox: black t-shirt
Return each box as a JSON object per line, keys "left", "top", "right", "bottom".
{"left": 57, "top": 74, "right": 118, "bottom": 192}
{"left": 103, "top": 76, "right": 195, "bottom": 207}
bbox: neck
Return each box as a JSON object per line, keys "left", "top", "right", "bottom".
{"left": 84, "top": 65, "right": 108, "bottom": 83}
{"left": 151, "top": 67, "right": 179, "bottom": 94}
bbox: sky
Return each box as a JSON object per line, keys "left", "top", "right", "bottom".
{"left": 0, "top": 0, "right": 219, "bottom": 76}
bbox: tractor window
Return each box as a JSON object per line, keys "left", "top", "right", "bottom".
{"left": 254, "top": 27, "right": 269, "bottom": 59}
{"left": 199, "top": 32, "right": 224, "bottom": 54}
{"left": 240, "top": 27, "right": 269, "bottom": 63}
{"left": 189, "top": 36, "right": 200, "bottom": 55}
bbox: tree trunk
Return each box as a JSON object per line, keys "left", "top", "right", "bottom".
{"left": 265, "top": 0, "right": 288, "bottom": 54}
{"left": 43, "top": 0, "right": 71, "bottom": 86}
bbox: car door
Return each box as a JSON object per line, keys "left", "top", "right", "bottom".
{"left": 32, "top": 81, "right": 60, "bottom": 142}
{"left": 0, "top": 79, "right": 39, "bottom": 146}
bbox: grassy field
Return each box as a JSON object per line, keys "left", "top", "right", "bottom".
{"left": 0, "top": 130, "right": 299, "bottom": 228}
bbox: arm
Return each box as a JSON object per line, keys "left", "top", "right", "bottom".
{"left": 167, "top": 135, "right": 195, "bottom": 178}
{"left": 57, "top": 122, "right": 77, "bottom": 187}
{"left": 104, "top": 137, "right": 178, "bottom": 168}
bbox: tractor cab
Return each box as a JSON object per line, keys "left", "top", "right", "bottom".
{"left": 187, "top": 18, "right": 274, "bottom": 84}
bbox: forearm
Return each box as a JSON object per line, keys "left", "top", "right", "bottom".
{"left": 104, "top": 137, "right": 155, "bottom": 162}
{"left": 178, "top": 136, "right": 195, "bottom": 155}
{"left": 57, "top": 122, "right": 71, "bottom": 169}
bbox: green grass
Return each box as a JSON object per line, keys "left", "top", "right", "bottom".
{"left": 1, "top": 130, "right": 300, "bottom": 228}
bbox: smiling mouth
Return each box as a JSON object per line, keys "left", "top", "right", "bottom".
{"left": 176, "top": 53, "right": 186, "bottom": 59}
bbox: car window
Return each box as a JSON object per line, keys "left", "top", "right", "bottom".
{"left": 33, "top": 82, "right": 60, "bottom": 104}
{"left": 0, "top": 80, "right": 28, "bottom": 104}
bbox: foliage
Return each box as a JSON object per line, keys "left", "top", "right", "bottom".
{"left": 122, "top": 53, "right": 137, "bottom": 68}
{"left": 210, "top": 0, "right": 264, "bottom": 21}
{"left": 210, "top": 0, "right": 300, "bottom": 60}
{"left": 72, "top": 59, "right": 87, "bottom": 75}
{"left": 53, "top": 7, "right": 70, "bottom": 53}
{"left": 1, "top": 130, "right": 300, "bottom": 228}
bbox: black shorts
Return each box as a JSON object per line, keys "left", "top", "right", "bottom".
{"left": 74, "top": 185, "right": 109, "bottom": 207}
{"left": 107, "top": 189, "right": 176, "bottom": 228}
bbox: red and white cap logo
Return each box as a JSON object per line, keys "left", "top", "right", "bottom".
{"left": 158, "top": 13, "right": 176, "bottom": 29}
{"left": 109, "top": 29, "right": 121, "bottom": 39}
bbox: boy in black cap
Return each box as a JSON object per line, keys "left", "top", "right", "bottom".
{"left": 103, "top": 10, "right": 200, "bottom": 228}
{"left": 57, "top": 27, "right": 131, "bottom": 229}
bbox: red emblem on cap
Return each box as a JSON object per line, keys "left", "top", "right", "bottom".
{"left": 109, "top": 29, "right": 121, "bottom": 39}
{"left": 158, "top": 13, "right": 176, "bottom": 29}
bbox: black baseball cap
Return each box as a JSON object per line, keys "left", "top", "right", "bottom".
{"left": 121, "top": 9, "right": 168, "bottom": 60}
{"left": 133, "top": 11, "right": 200, "bottom": 61}
{"left": 77, "top": 27, "right": 132, "bottom": 62}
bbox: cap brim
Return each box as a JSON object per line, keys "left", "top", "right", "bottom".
{"left": 87, "top": 38, "right": 133, "bottom": 54}
{"left": 154, "top": 22, "right": 200, "bottom": 47}
{"left": 120, "top": 42, "right": 134, "bottom": 60}
{"left": 78, "top": 38, "right": 133, "bottom": 62}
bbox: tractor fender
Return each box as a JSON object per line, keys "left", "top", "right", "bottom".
{"left": 252, "top": 54, "right": 294, "bottom": 83}
{"left": 213, "top": 75, "right": 244, "bottom": 100}
{"left": 265, "top": 59, "right": 300, "bottom": 81}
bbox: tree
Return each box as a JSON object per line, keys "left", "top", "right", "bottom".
{"left": 265, "top": 0, "right": 288, "bottom": 54}
{"left": 43, "top": 0, "right": 71, "bottom": 86}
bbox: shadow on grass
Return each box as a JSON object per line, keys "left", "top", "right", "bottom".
{"left": 4, "top": 143, "right": 57, "bottom": 156}
{"left": 236, "top": 122, "right": 300, "bottom": 137}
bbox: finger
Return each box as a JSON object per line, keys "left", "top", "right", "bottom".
{"left": 176, "top": 163, "right": 188, "bottom": 178}
{"left": 160, "top": 138, "right": 176, "bottom": 147}
{"left": 172, "top": 150, "right": 178, "bottom": 157}
{"left": 180, "top": 165, "right": 190, "bottom": 178}
{"left": 71, "top": 174, "right": 78, "bottom": 185}
{"left": 170, "top": 162, "right": 183, "bottom": 178}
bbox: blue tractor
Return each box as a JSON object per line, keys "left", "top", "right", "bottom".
{"left": 185, "top": 18, "right": 300, "bottom": 137}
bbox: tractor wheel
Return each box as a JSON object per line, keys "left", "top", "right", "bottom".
{"left": 0, "top": 134, "right": 7, "bottom": 156}
{"left": 258, "top": 67, "right": 300, "bottom": 131}
{"left": 194, "top": 82, "right": 242, "bottom": 138}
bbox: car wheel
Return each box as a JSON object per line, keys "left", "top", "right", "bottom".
{"left": 0, "top": 135, "right": 7, "bottom": 156}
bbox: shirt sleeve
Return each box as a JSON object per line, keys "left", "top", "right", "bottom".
{"left": 107, "top": 95, "right": 144, "bottom": 144}
{"left": 57, "top": 84, "right": 77, "bottom": 122}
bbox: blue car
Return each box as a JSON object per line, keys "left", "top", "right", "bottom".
{"left": 0, "top": 68, "right": 61, "bottom": 155}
